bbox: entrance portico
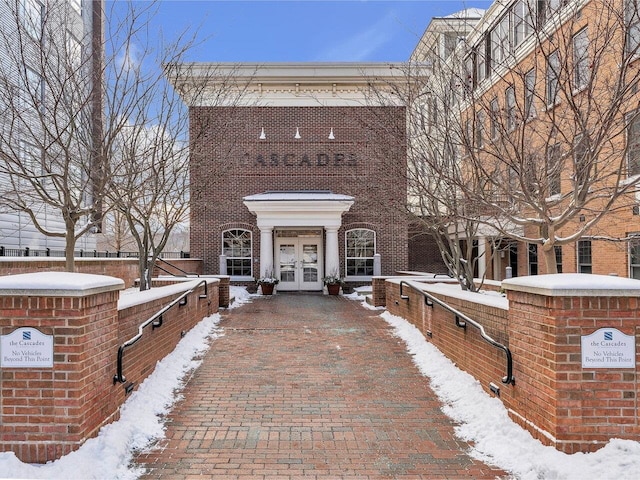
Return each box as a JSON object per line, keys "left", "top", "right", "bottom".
{"left": 244, "top": 191, "right": 354, "bottom": 290}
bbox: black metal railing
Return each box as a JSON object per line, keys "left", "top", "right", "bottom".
{"left": 399, "top": 280, "right": 515, "bottom": 385}
{"left": 0, "top": 246, "right": 190, "bottom": 259}
{"left": 113, "top": 279, "right": 209, "bottom": 386}
{"left": 155, "top": 257, "right": 199, "bottom": 277}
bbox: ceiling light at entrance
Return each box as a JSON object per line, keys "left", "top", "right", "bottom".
{"left": 259, "top": 127, "right": 266, "bottom": 140}
{"left": 294, "top": 127, "right": 301, "bottom": 139}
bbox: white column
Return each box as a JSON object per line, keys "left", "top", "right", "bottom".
{"left": 325, "top": 227, "right": 340, "bottom": 277}
{"left": 477, "top": 237, "right": 486, "bottom": 280}
{"left": 259, "top": 227, "right": 274, "bottom": 277}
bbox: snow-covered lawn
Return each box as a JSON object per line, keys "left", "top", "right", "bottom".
{"left": 1, "top": 287, "right": 638, "bottom": 479}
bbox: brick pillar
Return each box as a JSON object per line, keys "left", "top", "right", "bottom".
{"left": 503, "top": 273, "right": 640, "bottom": 453}
{"left": 217, "top": 275, "right": 230, "bottom": 308}
{"left": 0, "top": 272, "right": 123, "bottom": 463}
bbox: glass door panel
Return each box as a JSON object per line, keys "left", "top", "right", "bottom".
{"left": 275, "top": 236, "right": 323, "bottom": 291}
{"left": 279, "top": 244, "right": 296, "bottom": 288}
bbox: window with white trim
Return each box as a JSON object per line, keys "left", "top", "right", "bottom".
{"left": 577, "top": 239, "right": 592, "bottom": 273}
{"left": 627, "top": 111, "right": 640, "bottom": 176}
{"left": 546, "top": 50, "right": 560, "bottom": 106}
{"left": 223, "top": 229, "right": 253, "bottom": 278}
{"left": 505, "top": 85, "right": 516, "bottom": 131}
{"left": 630, "top": 236, "right": 640, "bottom": 279}
{"left": 555, "top": 245, "right": 563, "bottom": 273}
{"left": 524, "top": 68, "right": 536, "bottom": 119}
{"left": 489, "top": 97, "right": 499, "bottom": 139}
{"left": 346, "top": 229, "right": 375, "bottom": 277}
{"left": 573, "top": 28, "right": 589, "bottom": 90}
{"left": 547, "top": 143, "right": 562, "bottom": 196}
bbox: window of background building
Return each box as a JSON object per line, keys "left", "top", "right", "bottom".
{"left": 524, "top": 69, "right": 536, "bottom": 119}
{"left": 627, "top": 112, "right": 640, "bottom": 176}
{"left": 627, "top": 0, "right": 640, "bottom": 54}
{"left": 490, "top": 97, "right": 499, "bottom": 139}
{"left": 476, "top": 111, "right": 485, "bottom": 149}
{"left": 528, "top": 243, "right": 538, "bottom": 275}
{"left": 20, "top": 0, "right": 44, "bottom": 40}
{"left": 546, "top": 50, "right": 560, "bottom": 106}
{"left": 547, "top": 143, "right": 562, "bottom": 196}
{"left": 630, "top": 236, "right": 640, "bottom": 279}
{"left": 573, "top": 28, "right": 589, "bottom": 90}
{"left": 18, "top": 140, "right": 42, "bottom": 186}
{"left": 346, "top": 229, "right": 375, "bottom": 277}
{"left": 577, "top": 239, "right": 592, "bottom": 273}
{"left": 223, "top": 229, "right": 252, "bottom": 278}
{"left": 506, "top": 85, "right": 516, "bottom": 131}
{"left": 555, "top": 245, "right": 563, "bottom": 273}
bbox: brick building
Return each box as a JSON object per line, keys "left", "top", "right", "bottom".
{"left": 171, "top": 63, "right": 410, "bottom": 291}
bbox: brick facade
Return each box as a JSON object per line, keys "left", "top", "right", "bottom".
{"left": 190, "top": 105, "right": 408, "bottom": 282}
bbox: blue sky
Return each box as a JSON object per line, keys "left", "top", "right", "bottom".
{"left": 143, "top": 1, "right": 491, "bottom": 62}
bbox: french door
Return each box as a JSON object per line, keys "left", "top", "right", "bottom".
{"left": 275, "top": 236, "right": 323, "bottom": 291}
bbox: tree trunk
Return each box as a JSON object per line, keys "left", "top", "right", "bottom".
{"left": 65, "top": 225, "right": 77, "bottom": 272}
{"left": 138, "top": 256, "right": 151, "bottom": 291}
{"left": 542, "top": 244, "right": 558, "bottom": 274}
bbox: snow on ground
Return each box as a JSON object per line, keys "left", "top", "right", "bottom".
{"left": 371, "top": 303, "right": 640, "bottom": 480}
{"left": 0, "top": 288, "right": 250, "bottom": 480}
{"left": 1, "top": 287, "right": 639, "bottom": 479}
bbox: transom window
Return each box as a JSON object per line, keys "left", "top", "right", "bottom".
{"left": 222, "top": 229, "right": 252, "bottom": 278}
{"left": 346, "top": 229, "right": 375, "bottom": 277}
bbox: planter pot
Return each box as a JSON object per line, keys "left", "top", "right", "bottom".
{"left": 327, "top": 284, "right": 341, "bottom": 295}
{"left": 260, "top": 283, "right": 275, "bottom": 295}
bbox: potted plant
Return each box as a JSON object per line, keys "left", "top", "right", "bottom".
{"left": 257, "top": 268, "right": 279, "bottom": 295}
{"left": 323, "top": 271, "right": 344, "bottom": 295}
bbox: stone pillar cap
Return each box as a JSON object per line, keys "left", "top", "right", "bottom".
{"left": 503, "top": 273, "right": 640, "bottom": 297}
{"left": 0, "top": 272, "right": 124, "bottom": 297}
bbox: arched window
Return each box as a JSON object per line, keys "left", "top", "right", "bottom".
{"left": 222, "top": 229, "right": 252, "bottom": 278}
{"left": 345, "top": 229, "right": 375, "bottom": 277}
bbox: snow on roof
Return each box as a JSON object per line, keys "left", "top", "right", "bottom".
{"left": 244, "top": 190, "right": 354, "bottom": 202}
{"left": 443, "top": 8, "right": 485, "bottom": 19}
{"left": 503, "top": 273, "right": 640, "bottom": 297}
{"left": 0, "top": 272, "right": 124, "bottom": 296}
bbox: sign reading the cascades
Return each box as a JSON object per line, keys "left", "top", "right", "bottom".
{"left": 250, "top": 152, "right": 358, "bottom": 168}
{"left": 1, "top": 327, "right": 54, "bottom": 368}
{"left": 581, "top": 328, "right": 636, "bottom": 369}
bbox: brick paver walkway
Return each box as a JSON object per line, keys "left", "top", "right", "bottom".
{"left": 133, "top": 294, "right": 508, "bottom": 479}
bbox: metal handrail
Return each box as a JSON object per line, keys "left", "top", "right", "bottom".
{"left": 156, "top": 257, "right": 199, "bottom": 277}
{"left": 113, "top": 279, "right": 209, "bottom": 385}
{"left": 399, "top": 280, "right": 515, "bottom": 385}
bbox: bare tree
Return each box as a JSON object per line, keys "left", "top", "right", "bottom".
{"left": 448, "top": 0, "right": 640, "bottom": 273}
{"left": 102, "top": 2, "right": 248, "bottom": 290}
{"left": 382, "top": 0, "right": 640, "bottom": 281}
{"left": 0, "top": 0, "right": 104, "bottom": 270}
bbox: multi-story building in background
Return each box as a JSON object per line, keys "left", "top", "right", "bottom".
{"left": 0, "top": 0, "right": 99, "bottom": 253}
{"left": 412, "top": 0, "right": 640, "bottom": 280}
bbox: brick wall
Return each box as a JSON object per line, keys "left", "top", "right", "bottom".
{"left": 384, "top": 274, "right": 640, "bottom": 454}
{"left": 0, "top": 274, "right": 218, "bottom": 463}
{"left": 190, "top": 106, "right": 408, "bottom": 278}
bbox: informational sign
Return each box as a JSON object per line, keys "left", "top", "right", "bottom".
{"left": 581, "top": 328, "right": 636, "bottom": 369}
{"left": 1, "top": 327, "right": 54, "bottom": 368}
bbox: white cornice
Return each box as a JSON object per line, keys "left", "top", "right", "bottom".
{"left": 169, "top": 62, "right": 409, "bottom": 107}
